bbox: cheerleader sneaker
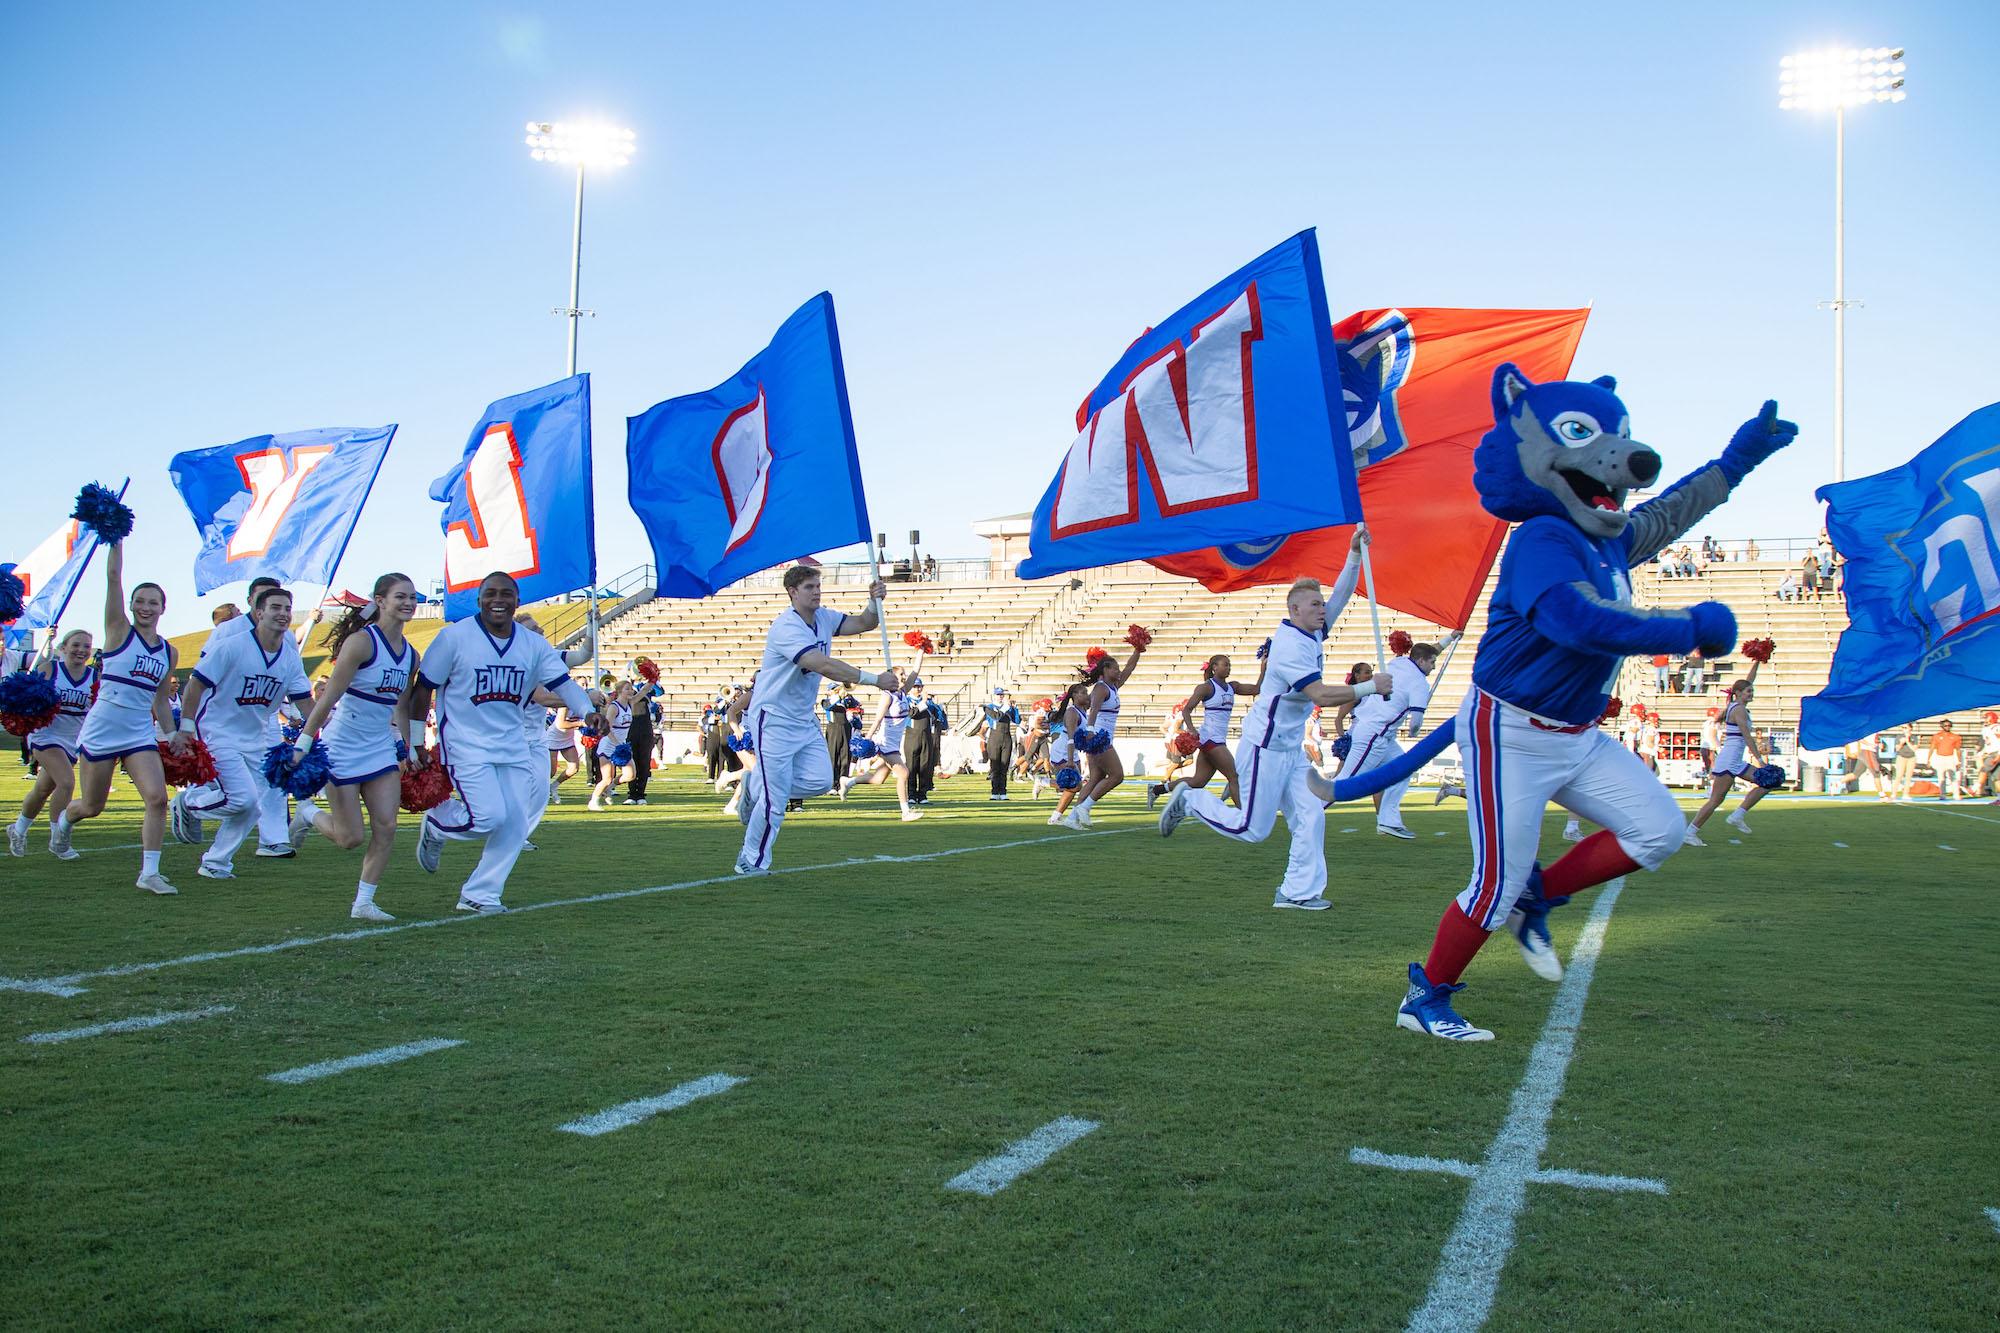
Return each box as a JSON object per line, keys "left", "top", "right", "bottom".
{"left": 48, "top": 818, "right": 75, "bottom": 859}
{"left": 7, "top": 822, "right": 24, "bottom": 858}
{"left": 1726, "top": 810, "right": 1753, "bottom": 835}
{"left": 732, "top": 856, "right": 770, "bottom": 878}
{"left": 415, "top": 820, "right": 445, "bottom": 874}
{"left": 1046, "top": 810, "right": 1064, "bottom": 826}
{"left": 547, "top": 779, "right": 562, "bottom": 804}
{"left": 1031, "top": 777, "right": 1045, "bottom": 799}
{"left": 587, "top": 797, "right": 604, "bottom": 812}
{"left": 287, "top": 806, "right": 315, "bottom": 850}
{"left": 1057, "top": 809, "right": 1086, "bottom": 830}
{"left": 1145, "top": 782, "right": 1164, "bottom": 811}
{"left": 900, "top": 809, "right": 924, "bottom": 822}
{"left": 136, "top": 873, "right": 179, "bottom": 896}
{"left": 350, "top": 902, "right": 395, "bottom": 922}
{"left": 1395, "top": 963, "right": 1493, "bottom": 1042}
{"left": 254, "top": 844, "right": 295, "bottom": 858}
{"left": 1272, "top": 894, "right": 1331, "bottom": 911}
{"left": 1682, "top": 823, "right": 1707, "bottom": 847}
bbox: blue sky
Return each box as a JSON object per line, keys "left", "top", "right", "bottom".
{"left": 3, "top": 1, "right": 1995, "bottom": 633}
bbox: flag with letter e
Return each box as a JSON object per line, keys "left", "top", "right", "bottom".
{"left": 1801, "top": 403, "right": 2000, "bottom": 748}
{"left": 1151, "top": 306, "right": 1590, "bottom": 629}
{"left": 3, "top": 478, "right": 132, "bottom": 630}
{"left": 170, "top": 427, "right": 395, "bottom": 595}
{"left": 431, "top": 375, "right": 594, "bottom": 621}
{"left": 626, "top": 293, "right": 872, "bottom": 597}
{"left": 1016, "top": 231, "right": 1357, "bottom": 579}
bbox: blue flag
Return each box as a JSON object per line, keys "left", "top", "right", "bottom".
{"left": 4, "top": 479, "right": 130, "bottom": 630}
{"left": 1801, "top": 403, "right": 2000, "bottom": 748}
{"left": 170, "top": 426, "right": 396, "bottom": 595}
{"left": 626, "top": 294, "right": 871, "bottom": 597}
{"left": 432, "top": 375, "right": 595, "bottom": 621}
{"left": 1017, "top": 231, "right": 1359, "bottom": 579}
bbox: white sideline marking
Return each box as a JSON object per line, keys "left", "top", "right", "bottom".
{"left": 1351, "top": 1147, "right": 1666, "bottom": 1196}
{"left": 1403, "top": 880, "right": 1632, "bottom": 1333}
{"left": 1528, "top": 1166, "right": 1667, "bottom": 1195}
{"left": 557, "top": 1072, "right": 744, "bottom": 1136}
{"left": 21, "top": 1004, "right": 234, "bottom": 1044}
{"left": 264, "top": 1037, "right": 464, "bottom": 1084}
{"left": 1904, "top": 803, "right": 2000, "bottom": 826}
{"left": 0, "top": 826, "right": 1143, "bottom": 998}
{"left": 1986, "top": 1206, "right": 2000, "bottom": 1234}
{"left": 945, "top": 1116, "right": 1100, "bottom": 1196}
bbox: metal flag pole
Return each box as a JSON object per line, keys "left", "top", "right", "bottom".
{"left": 1358, "top": 537, "right": 1388, "bottom": 666}
{"left": 864, "top": 544, "right": 894, "bottom": 670}
{"left": 565, "top": 162, "right": 603, "bottom": 678}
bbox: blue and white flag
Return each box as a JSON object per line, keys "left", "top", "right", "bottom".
{"left": 432, "top": 375, "right": 594, "bottom": 621}
{"left": 626, "top": 294, "right": 871, "bottom": 597}
{"left": 1017, "top": 230, "right": 1360, "bottom": 579}
{"left": 1801, "top": 403, "right": 2000, "bottom": 748}
{"left": 169, "top": 426, "right": 395, "bottom": 595}
{"left": 4, "top": 479, "right": 130, "bottom": 630}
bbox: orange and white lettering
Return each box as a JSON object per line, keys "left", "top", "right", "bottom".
{"left": 227, "top": 446, "right": 336, "bottom": 561}
{"left": 443, "top": 424, "right": 542, "bottom": 592}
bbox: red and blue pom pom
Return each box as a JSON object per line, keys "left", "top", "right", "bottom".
{"left": 72, "top": 483, "right": 135, "bottom": 545}
{"left": 849, "top": 736, "right": 878, "bottom": 760}
{"left": 1751, "top": 763, "right": 1785, "bottom": 789}
{"left": 1332, "top": 734, "right": 1352, "bottom": 761}
{"left": 0, "top": 568, "right": 24, "bottom": 623}
{"left": 157, "top": 739, "right": 218, "bottom": 787}
{"left": 263, "top": 739, "right": 334, "bottom": 800}
{"left": 578, "top": 728, "right": 600, "bottom": 750}
{"left": 0, "top": 671, "right": 60, "bottom": 736}
{"left": 399, "top": 752, "right": 454, "bottom": 813}
{"left": 1053, "top": 764, "right": 1083, "bottom": 790}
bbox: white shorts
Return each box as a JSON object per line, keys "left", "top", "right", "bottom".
{"left": 77, "top": 702, "right": 158, "bottom": 763}
{"left": 323, "top": 709, "right": 402, "bottom": 787}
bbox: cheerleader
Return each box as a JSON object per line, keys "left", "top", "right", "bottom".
{"left": 1685, "top": 656, "right": 1771, "bottom": 845}
{"left": 837, "top": 664, "right": 923, "bottom": 821}
{"left": 588, "top": 682, "right": 637, "bottom": 811}
{"left": 544, "top": 702, "right": 584, "bottom": 800}
{"left": 284, "top": 573, "right": 420, "bottom": 920}
{"left": 1154, "top": 704, "right": 1196, "bottom": 795}
{"left": 52, "top": 543, "right": 179, "bottom": 894}
{"left": 7, "top": 628, "right": 94, "bottom": 859}
{"left": 1147, "top": 654, "right": 1258, "bottom": 809}
{"left": 1061, "top": 637, "right": 1147, "bottom": 828}
{"left": 1044, "top": 683, "right": 1090, "bottom": 826}
{"left": 1328, "top": 662, "right": 1374, "bottom": 760}
{"left": 718, "top": 680, "right": 759, "bottom": 815}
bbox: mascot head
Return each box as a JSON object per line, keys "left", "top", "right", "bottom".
{"left": 1472, "top": 364, "right": 1663, "bottom": 539}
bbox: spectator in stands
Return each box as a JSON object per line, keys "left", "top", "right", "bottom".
{"left": 1890, "top": 725, "right": 1918, "bottom": 801}
{"left": 1801, "top": 551, "right": 1821, "bottom": 601}
{"left": 938, "top": 624, "right": 955, "bottom": 656}
{"left": 923, "top": 555, "right": 939, "bottom": 582}
{"left": 1746, "top": 539, "right": 1761, "bottom": 561}
{"left": 1773, "top": 572, "right": 1801, "bottom": 602}
{"left": 1681, "top": 650, "right": 1704, "bottom": 695}
{"left": 1653, "top": 652, "right": 1672, "bottom": 693}
{"left": 1815, "top": 533, "right": 1834, "bottom": 575}
{"left": 1927, "top": 720, "right": 1963, "bottom": 799}
{"left": 1675, "top": 544, "right": 1697, "bottom": 578}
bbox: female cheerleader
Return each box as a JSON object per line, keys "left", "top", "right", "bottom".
{"left": 587, "top": 681, "right": 637, "bottom": 811}
{"left": 719, "top": 680, "right": 760, "bottom": 816}
{"left": 837, "top": 662, "right": 923, "bottom": 821}
{"left": 7, "top": 628, "right": 94, "bottom": 860}
{"left": 286, "top": 573, "right": 420, "bottom": 920}
{"left": 1685, "top": 655, "right": 1772, "bottom": 845}
{"left": 52, "top": 542, "right": 179, "bottom": 894}
{"left": 1061, "top": 637, "right": 1147, "bottom": 828}
{"left": 1045, "top": 683, "right": 1091, "bottom": 826}
{"left": 1146, "top": 653, "right": 1258, "bottom": 810}
{"left": 544, "top": 700, "right": 584, "bottom": 801}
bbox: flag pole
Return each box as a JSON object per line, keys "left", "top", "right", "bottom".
{"left": 1358, "top": 538, "right": 1388, "bottom": 666}
{"left": 864, "top": 546, "right": 894, "bottom": 670}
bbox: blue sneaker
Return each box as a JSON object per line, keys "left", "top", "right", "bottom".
{"left": 1396, "top": 963, "right": 1494, "bottom": 1042}
{"left": 1507, "top": 865, "right": 1563, "bottom": 982}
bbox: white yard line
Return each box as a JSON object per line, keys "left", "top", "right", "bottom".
{"left": 264, "top": 1037, "right": 465, "bottom": 1084}
{"left": 556, "top": 1072, "right": 744, "bottom": 1136}
{"left": 944, "top": 1116, "right": 1100, "bottom": 1196}
{"left": 1985, "top": 1206, "right": 2000, "bottom": 1235}
{"left": 1350, "top": 1147, "right": 1479, "bottom": 1179}
{"left": 21, "top": 1004, "right": 235, "bottom": 1045}
{"left": 1404, "top": 879, "right": 1628, "bottom": 1333}
{"left": 0, "top": 826, "right": 1144, "bottom": 998}
{"left": 1901, "top": 803, "right": 2000, "bottom": 826}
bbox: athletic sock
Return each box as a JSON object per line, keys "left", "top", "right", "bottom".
{"left": 1078, "top": 796, "right": 1095, "bottom": 815}
{"left": 53, "top": 813, "right": 70, "bottom": 836}
{"left": 299, "top": 803, "right": 318, "bottom": 827}
{"left": 10, "top": 816, "right": 27, "bottom": 835}
{"left": 353, "top": 880, "right": 377, "bottom": 907}
{"left": 1541, "top": 830, "right": 1642, "bottom": 899}
{"left": 1423, "top": 902, "right": 1491, "bottom": 986}
{"left": 141, "top": 850, "right": 161, "bottom": 877}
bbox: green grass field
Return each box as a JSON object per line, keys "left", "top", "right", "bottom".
{"left": 3, "top": 767, "right": 1996, "bottom": 1330}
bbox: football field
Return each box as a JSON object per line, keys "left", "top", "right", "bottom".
{"left": 4, "top": 770, "right": 1997, "bottom": 1330}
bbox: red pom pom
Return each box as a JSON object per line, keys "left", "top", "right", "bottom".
{"left": 1084, "top": 647, "right": 1110, "bottom": 669}
{"left": 902, "top": 630, "right": 936, "bottom": 654}
{"left": 1741, "top": 637, "right": 1776, "bottom": 663}
{"left": 578, "top": 732, "right": 600, "bottom": 749}
{"left": 1388, "top": 629, "right": 1414, "bottom": 657}
{"left": 634, "top": 657, "right": 660, "bottom": 685}
{"left": 1124, "top": 624, "right": 1153, "bottom": 649}
{"left": 1599, "top": 695, "right": 1623, "bottom": 722}
{"left": 1171, "top": 730, "right": 1199, "bottom": 757}
{"left": 1, "top": 707, "right": 58, "bottom": 738}
{"left": 398, "top": 753, "right": 454, "bottom": 813}
{"left": 157, "top": 739, "right": 218, "bottom": 787}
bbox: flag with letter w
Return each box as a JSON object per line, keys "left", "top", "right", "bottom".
{"left": 1801, "top": 402, "right": 2000, "bottom": 748}
{"left": 1016, "top": 231, "right": 1358, "bottom": 579}
{"left": 432, "top": 376, "right": 594, "bottom": 621}
{"left": 626, "top": 293, "right": 872, "bottom": 597}
{"left": 170, "top": 427, "right": 396, "bottom": 595}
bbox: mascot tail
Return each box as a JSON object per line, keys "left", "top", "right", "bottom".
{"left": 1329, "top": 718, "right": 1457, "bottom": 802}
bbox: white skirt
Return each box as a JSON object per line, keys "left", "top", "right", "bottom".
{"left": 76, "top": 702, "right": 158, "bottom": 763}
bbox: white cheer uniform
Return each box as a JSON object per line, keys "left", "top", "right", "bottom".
{"left": 28, "top": 662, "right": 97, "bottom": 760}
{"left": 1094, "top": 682, "right": 1122, "bottom": 740}
{"left": 1196, "top": 678, "right": 1235, "bottom": 750}
{"left": 321, "top": 625, "right": 414, "bottom": 786}
{"left": 737, "top": 605, "right": 850, "bottom": 872}
{"left": 1712, "top": 713, "right": 1750, "bottom": 777}
{"left": 184, "top": 628, "right": 311, "bottom": 873}
{"left": 420, "top": 619, "right": 588, "bottom": 907}
{"left": 880, "top": 691, "right": 912, "bottom": 759}
{"left": 76, "top": 628, "right": 171, "bottom": 762}
{"left": 1342, "top": 655, "right": 1434, "bottom": 830}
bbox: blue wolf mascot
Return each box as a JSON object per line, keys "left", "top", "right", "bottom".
{"left": 1360, "top": 364, "right": 1795, "bottom": 1040}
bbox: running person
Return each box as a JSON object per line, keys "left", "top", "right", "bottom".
{"left": 404, "top": 572, "right": 600, "bottom": 912}
{"left": 1341, "top": 632, "right": 1458, "bottom": 840}
{"left": 7, "top": 629, "right": 95, "bottom": 860}
{"left": 1685, "top": 655, "right": 1773, "bottom": 845}
{"left": 512, "top": 610, "right": 594, "bottom": 844}
{"left": 733, "top": 566, "right": 897, "bottom": 876}
{"left": 284, "top": 573, "right": 420, "bottom": 919}
{"left": 838, "top": 663, "right": 923, "bottom": 821}
{"left": 169, "top": 585, "right": 313, "bottom": 880}
{"left": 1147, "top": 654, "right": 1259, "bottom": 809}
{"left": 52, "top": 542, "right": 180, "bottom": 894}
{"left": 1060, "top": 637, "right": 1148, "bottom": 829}
{"left": 588, "top": 683, "right": 637, "bottom": 811}
{"left": 1044, "top": 683, "right": 1090, "bottom": 825}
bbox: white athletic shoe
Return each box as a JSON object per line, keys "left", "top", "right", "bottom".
{"left": 168, "top": 792, "right": 201, "bottom": 845}
{"left": 6, "top": 823, "right": 24, "bottom": 858}
{"left": 1682, "top": 823, "right": 1707, "bottom": 847}
{"left": 48, "top": 819, "right": 74, "bottom": 859}
{"left": 1562, "top": 820, "right": 1584, "bottom": 842}
{"left": 1158, "top": 783, "right": 1190, "bottom": 838}
{"left": 287, "top": 807, "right": 315, "bottom": 851}
{"left": 587, "top": 798, "right": 604, "bottom": 812}
{"left": 137, "top": 873, "right": 179, "bottom": 895}
{"left": 196, "top": 865, "right": 234, "bottom": 880}
{"left": 1433, "top": 783, "right": 1466, "bottom": 805}
{"left": 415, "top": 820, "right": 445, "bottom": 874}
{"left": 350, "top": 902, "right": 395, "bottom": 922}
{"left": 901, "top": 809, "right": 924, "bottom": 822}
{"left": 1031, "top": 777, "right": 1044, "bottom": 799}
{"left": 732, "top": 857, "right": 770, "bottom": 878}
{"left": 1273, "top": 895, "right": 1331, "bottom": 911}
{"left": 1046, "top": 811, "right": 1064, "bottom": 826}
{"left": 1377, "top": 824, "right": 1416, "bottom": 840}
{"left": 1145, "top": 783, "right": 1163, "bottom": 811}
{"left": 254, "top": 843, "right": 295, "bottom": 858}
{"left": 1506, "top": 909, "right": 1564, "bottom": 981}
{"left": 1073, "top": 807, "right": 1093, "bottom": 829}
{"left": 1057, "top": 809, "right": 1084, "bottom": 830}
{"left": 1726, "top": 810, "right": 1753, "bottom": 835}
{"left": 722, "top": 794, "right": 741, "bottom": 818}
{"left": 547, "top": 778, "right": 562, "bottom": 803}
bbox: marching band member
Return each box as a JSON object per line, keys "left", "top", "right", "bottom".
{"left": 7, "top": 629, "right": 94, "bottom": 860}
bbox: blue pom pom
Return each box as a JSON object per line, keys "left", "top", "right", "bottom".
{"left": 1074, "top": 727, "right": 1112, "bottom": 755}
{"left": 725, "top": 732, "right": 755, "bottom": 753}
{"left": 71, "top": 483, "right": 135, "bottom": 545}
{"left": 0, "top": 670, "right": 57, "bottom": 715}
{"left": 849, "top": 736, "right": 878, "bottom": 760}
{"left": 0, "top": 568, "right": 24, "bottom": 623}
{"left": 1332, "top": 734, "right": 1352, "bottom": 761}
{"left": 1751, "top": 764, "right": 1784, "bottom": 790}
{"left": 280, "top": 723, "right": 303, "bottom": 744}
{"left": 1054, "top": 764, "right": 1082, "bottom": 790}
{"left": 609, "top": 742, "right": 633, "bottom": 766}
{"left": 395, "top": 737, "right": 409, "bottom": 762}
{"left": 263, "top": 739, "right": 333, "bottom": 800}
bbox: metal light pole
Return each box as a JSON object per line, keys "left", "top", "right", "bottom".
{"left": 1780, "top": 48, "right": 1905, "bottom": 484}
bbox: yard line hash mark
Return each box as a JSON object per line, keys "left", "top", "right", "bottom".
{"left": 945, "top": 1116, "right": 1100, "bottom": 1196}
{"left": 21, "top": 1005, "right": 235, "bottom": 1045}
{"left": 557, "top": 1072, "right": 744, "bottom": 1136}
{"left": 265, "top": 1038, "right": 465, "bottom": 1084}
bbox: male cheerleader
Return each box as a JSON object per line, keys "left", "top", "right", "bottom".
{"left": 207, "top": 578, "right": 303, "bottom": 857}
{"left": 735, "top": 566, "right": 896, "bottom": 876}
{"left": 403, "top": 573, "right": 601, "bottom": 913}
{"left": 1342, "top": 632, "right": 1458, "bottom": 838}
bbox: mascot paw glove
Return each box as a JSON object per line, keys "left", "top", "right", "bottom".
{"left": 1688, "top": 601, "right": 1738, "bottom": 656}
{"left": 1719, "top": 400, "right": 1799, "bottom": 486}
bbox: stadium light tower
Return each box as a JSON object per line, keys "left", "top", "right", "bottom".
{"left": 1779, "top": 48, "right": 1905, "bottom": 483}
{"left": 524, "top": 120, "right": 637, "bottom": 376}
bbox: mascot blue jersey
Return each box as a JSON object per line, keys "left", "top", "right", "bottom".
{"left": 1475, "top": 517, "right": 1636, "bottom": 724}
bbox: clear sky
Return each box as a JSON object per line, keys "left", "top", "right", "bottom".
{"left": 3, "top": 1, "right": 1995, "bottom": 633}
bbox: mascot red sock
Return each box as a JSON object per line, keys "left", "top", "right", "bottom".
{"left": 1542, "top": 830, "right": 1640, "bottom": 899}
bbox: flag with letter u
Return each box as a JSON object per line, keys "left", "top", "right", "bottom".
{"left": 3, "top": 479, "right": 132, "bottom": 630}
{"left": 626, "top": 293, "right": 872, "bottom": 597}
{"left": 1151, "top": 307, "right": 1590, "bottom": 628}
{"left": 170, "top": 427, "right": 396, "bottom": 595}
{"left": 1801, "top": 403, "right": 2000, "bottom": 747}
{"left": 1016, "top": 231, "right": 1356, "bottom": 580}
{"left": 431, "top": 376, "right": 594, "bottom": 621}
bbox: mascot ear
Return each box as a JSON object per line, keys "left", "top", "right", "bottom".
{"left": 1491, "top": 362, "right": 1533, "bottom": 417}
{"left": 1591, "top": 374, "right": 1618, "bottom": 391}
